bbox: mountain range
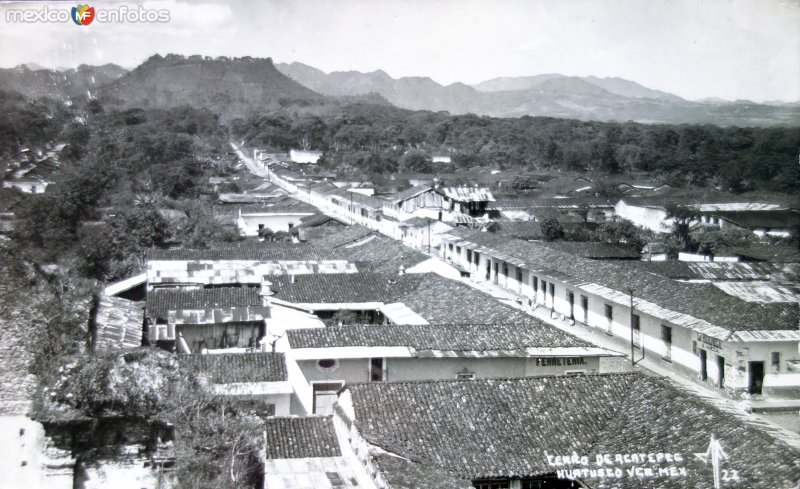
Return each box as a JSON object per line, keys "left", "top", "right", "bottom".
{"left": 1, "top": 55, "right": 798, "bottom": 126}
{"left": 275, "top": 62, "right": 799, "bottom": 126}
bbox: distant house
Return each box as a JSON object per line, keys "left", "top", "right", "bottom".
{"left": 398, "top": 216, "right": 453, "bottom": 252}
{"left": 615, "top": 199, "right": 799, "bottom": 237}
{"left": 616, "top": 181, "right": 672, "bottom": 193}
{"left": 230, "top": 202, "right": 316, "bottom": 236}
{"left": 384, "top": 185, "right": 494, "bottom": 223}
{"left": 178, "top": 352, "right": 296, "bottom": 415}
{"left": 146, "top": 244, "right": 357, "bottom": 287}
{"left": 289, "top": 149, "right": 323, "bottom": 164}
{"left": 431, "top": 155, "right": 451, "bottom": 164}
{"left": 145, "top": 286, "right": 272, "bottom": 352}
{"left": 2, "top": 177, "right": 50, "bottom": 194}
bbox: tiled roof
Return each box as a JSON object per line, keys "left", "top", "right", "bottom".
{"left": 634, "top": 261, "right": 780, "bottom": 281}
{"left": 394, "top": 274, "right": 531, "bottom": 324}
{"left": 539, "top": 241, "right": 641, "bottom": 259}
{"left": 347, "top": 373, "right": 800, "bottom": 486}
{"left": 327, "top": 188, "right": 387, "bottom": 209}
{"left": 399, "top": 216, "right": 437, "bottom": 229}
{"left": 437, "top": 186, "right": 495, "bottom": 202}
{"left": 214, "top": 200, "right": 317, "bottom": 215}
{"left": 297, "top": 213, "right": 347, "bottom": 228}
{"left": 712, "top": 210, "right": 800, "bottom": 229}
{"left": 389, "top": 185, "right": 433, "bottom": 204}
{"left": 178, "top": 352, "right": 287, "bottom": 383}
{"left": 449, "top": 230, "right": 799, "bottom": 332}
{"left": 719, "top": 244, "right": 800, "bottom": 263}
{"left": 270, "top": 273, "right": 424, "bottom": 304}
{"left": 146, "top": 245, "right": 339, "bottom": 261}
{"left": 494, "top": 221, "right": 543, "bottom": 239}
{"left": 264, "top": 416, "right": 341, "bottom": 459}
{"left": 93, "top": 294, "right": 143, "bottom": 351}
{"left": 146, "top": 287, "right": 263, "bottom": 319}
{"left": 372, "top": 454, "right": 472, "bottom": 489}
{"left": 307, "top": 225, "right": 375, "bottom": 249}
{"left": 287, "top": 322, "right": 592, "bottom": 350}
{"left": 333, "top": 235, "right": 430, "bottom": 273}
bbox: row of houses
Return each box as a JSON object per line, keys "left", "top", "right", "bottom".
{"left": 438, "top": 227, "right": 800, "bottom": 398}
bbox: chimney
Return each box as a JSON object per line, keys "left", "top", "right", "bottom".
{"left": 259, "top": 278, "right": 274, "bottom": 306}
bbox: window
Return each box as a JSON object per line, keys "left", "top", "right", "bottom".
{"left": 604, "top": 304, "right": 613, "bottom": 335}
{"left": 566, "top": 291, "right": 575, "bottom": 319}
{"left": 467, "top": 249, "right": 472, "bottom": 262}
{"left": 369, "top": 358, "right": 386, "bottom": 382}
{"left": 533, "top": 276, "right": 538, "bottom": 293}
{"left": 516, "top": 267, "right": 523, "bottom": 282}
{"left": 473, "top": 251, "right": 480, "bottom": 265}
{"left": 771, "top": 352, "right": 781, "bottom": 370}
{"left": 502, "top": 262, "right": 509, "bottom": 277}
{"left": 317, "top": 359, "right": 339, "bottom": 371}
{"left": 473, "top": 481, "right": 510, "bottom": 489}
{"left": 661, "top": 325, "right": 672, "bottom": 362}
{"left": 581, "top": 295, "right": 588, "bottom": 324}
{"left": 456, "top": 368, "right": 476, "bottom": 380}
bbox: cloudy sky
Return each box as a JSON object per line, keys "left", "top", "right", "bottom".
{"left": 0, "top": 0, "right": 798, "bottom": 102}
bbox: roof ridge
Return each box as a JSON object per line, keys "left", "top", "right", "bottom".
{"left": 346, "top": 371, "right": 643, "bottom": 388}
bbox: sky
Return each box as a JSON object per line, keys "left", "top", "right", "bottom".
{"left": 0, "top": 0, "right": 798, "bottom": 102}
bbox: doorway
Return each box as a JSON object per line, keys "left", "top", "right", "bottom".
{"left": 699, "top": 349, "right": 707, "bottom": 381}
{"left": 748, "top": 361, "right": 764, "bottom": 395}
{"left": 716, "top": 355, "right": 725, "bottom": 388}
{"left": 567, "top": 292, "right": 575, "bottom": 320}
{"left": 370, "top": 358, "right": 386, "bottom": 382}
{"left": 313, "top": 381, "right": 344, "bottom": 414}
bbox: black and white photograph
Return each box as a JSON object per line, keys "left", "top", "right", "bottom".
{"left": 0, "top": 0, "right": 799, "bottom": 487}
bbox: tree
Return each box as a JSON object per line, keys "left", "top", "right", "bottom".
{"left": 541, "top": 218, "right": 565, "bottom": 241}
{"left": 596, "top": 218, "right": 645, "bottom": 251}
{"left": 399, "top": 150, "right": 433, "bottom": 173}
{"left": 665, "top": 204, "right": 699, "bottom": 251}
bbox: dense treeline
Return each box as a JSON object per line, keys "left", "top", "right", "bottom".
{"left": 0, "top": 90, "right": 74, "bottom": 169}
{"left": 8, "top": 98, "right": 240, "bottom": 281}
{"left": 232, "top": 103, "right": 800, "bottom": 193}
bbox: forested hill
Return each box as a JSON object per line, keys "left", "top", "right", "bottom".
{"left": 0, "top": 63, "right": 127, "bottom": 102}
{"left": 232, "top": 104, "right": 800, "bottom": 194}
{"left": 97, "top": 54, "right": 323, "bottom": 120}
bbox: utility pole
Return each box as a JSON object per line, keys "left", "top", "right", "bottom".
{"left": 629, "top": 287, "right": 635, "bottom": 367}
{"left": 427, "top": 219, "right": 431, "bottom": 254}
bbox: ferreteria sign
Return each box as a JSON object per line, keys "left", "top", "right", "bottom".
{"left": 534, "top": 357, "right": 588, "bottom": 367}
{"left": 696, "top": 333, "right": 724, "bottom": 353}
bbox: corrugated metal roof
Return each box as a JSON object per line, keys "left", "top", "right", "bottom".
{"left": 437, "top": 187, "right": 495, "bottom": 202}
{"left": 713, "top": 282, "right": 800, "bottom": 303}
